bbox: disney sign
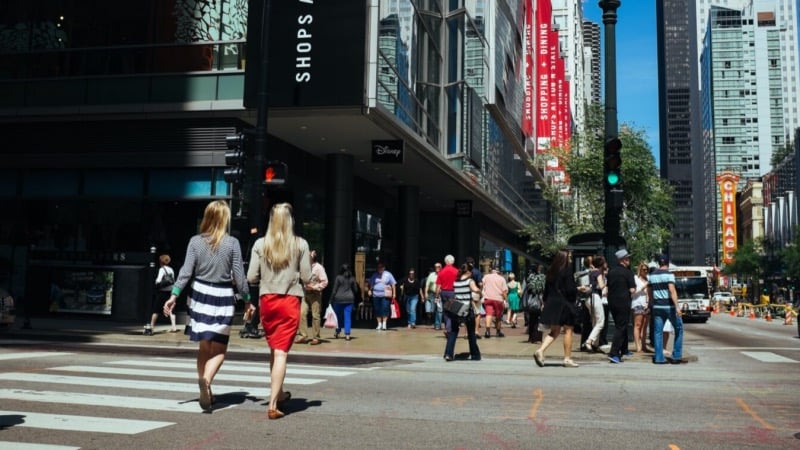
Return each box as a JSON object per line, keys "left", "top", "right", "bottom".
{"left": 371, "top": 140, "right": 404, "bottom": 163}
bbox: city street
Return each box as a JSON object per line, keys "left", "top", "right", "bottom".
{"left": 0, "top": 313, "right": 798, "bottom": 450}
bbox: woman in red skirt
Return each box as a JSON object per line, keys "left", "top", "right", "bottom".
{"left": 247, "top": 203, "right": 311, "bottom": 420}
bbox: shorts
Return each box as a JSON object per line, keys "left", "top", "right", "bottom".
{"left": 483, "top": 299, "right": 504, "bottom": 317}
{"left": 259, "top": 294, "right": 301, "bottom": 352}
{"left": 632, "top": 305, "right": 649, "bottom": 315}
{"left": 372, "top": 296, "right": 390, "bottom": 317}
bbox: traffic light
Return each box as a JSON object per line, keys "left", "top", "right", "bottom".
{"left": 604, "top": 137, "right": 623, "bottom": 210}
{"left": 224, "top": 133, "right": 246, "bottom": 184}
{"left": 262, "top": 161, "right": 288, "bottom": 186}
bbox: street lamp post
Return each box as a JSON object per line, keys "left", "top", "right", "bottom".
{"left": 599, "top": 0, "right": 623, "bottom": 254}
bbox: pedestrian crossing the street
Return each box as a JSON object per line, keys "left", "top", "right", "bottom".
{"left": 0, "top": 353, "right": 375, "bottom": 448}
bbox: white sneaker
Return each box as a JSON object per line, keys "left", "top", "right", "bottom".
{"left": 376, "top": 325, "right": 382, "bottom": 330}
{"left": 381, "top": 323, "right": 387, "bottom": 330}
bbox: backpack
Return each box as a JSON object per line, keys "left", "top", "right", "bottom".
{"left": 157, "top": 268, "right": 175, "bottom": 289}
{"left": 527, "top": 273, "right": 545, "bottom": 295}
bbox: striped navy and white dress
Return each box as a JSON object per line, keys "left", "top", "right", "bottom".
{"left": 172, "top": 233, "right": 250, "bottom": 344}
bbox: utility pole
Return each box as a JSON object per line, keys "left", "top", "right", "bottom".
{"left": 249, "top": 0, "right": 272, "bottom": 235}
{"left": 599, "top": 0, "right": 624, "bottom": 254}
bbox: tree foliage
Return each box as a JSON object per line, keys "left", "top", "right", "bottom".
{"left": 770, "top": 141, "right": 793, "bottom": 168}
{"left": 522, "top": 104, "right": 674, "bottom": 262}
{"left": 781, "top": 230, "right": 800, "bottom": 281}
{"left": 722, "top": 238, "right": 764, "bottom": 280}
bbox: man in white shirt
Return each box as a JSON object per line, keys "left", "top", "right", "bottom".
{"left": 297, "top": 250, "right": 328, "bottom": 345}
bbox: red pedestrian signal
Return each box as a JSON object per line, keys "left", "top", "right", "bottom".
{"left": 262, "top": 161, "right": 287, "bottom": 186}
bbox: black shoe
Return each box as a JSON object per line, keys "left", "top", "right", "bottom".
{"left": 652, "top": 359, "right": 668, "bottom": 365}
{"left": 484, "top": 330, "right": 490, "bottom": 339}
{"left": 668, "top": 358, "right": 685, "bottom": 364}
{"left": 496, "top": 331, "right": 505, "bottom": 338}
{"left": 470, "top": 355, "right": 482, "bottom": 361}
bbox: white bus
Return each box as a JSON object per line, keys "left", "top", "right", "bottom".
{"left": 669, "top": 266, "right": 713, "bottom": 322}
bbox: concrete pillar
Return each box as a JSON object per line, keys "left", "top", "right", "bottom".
{"left": 325, "top": 154, "right": 354, "bottom": 278}
{"left": 398, "top": 185, "right": 419, "bottom": 273}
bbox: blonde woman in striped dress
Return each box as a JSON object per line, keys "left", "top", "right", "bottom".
{"left": 163, "top": 200, "right": 253, "bottom": 412}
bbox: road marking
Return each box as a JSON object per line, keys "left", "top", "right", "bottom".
{"left": 0, "top": 389, "right": 208, "bottom": 413}
{"left": 0, "top": 410, "right": 172, "bottom": 434}
{"left": 736, "top": 398, "right": 775, "bottom": 430}
{"left": 0, "top": 352, "right": 73, "bottom": 361}
{"left": 0, "top": 372, "right": 271, "bottom": 397}
{"left": 528, "top": 388, "right": 543, "bottom": 420}
{"left": 0, "top": 442, "right": 79, "bottom": 450}
{"left": 106, "top": 359, "right": 359, "bottom": 377}
{"left": 741, "top": 351, "right": 798, "bottom": 363}
{"left": 49, "top": 365, "right": 324, "bottom": 385}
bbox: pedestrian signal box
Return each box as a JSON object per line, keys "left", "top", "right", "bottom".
{"left": 263, "top": 161, "right": 287, "bottom": 186}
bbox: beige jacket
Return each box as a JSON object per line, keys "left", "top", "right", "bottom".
{"left": 247, "top": 237, "right": 312, "bottom": 298}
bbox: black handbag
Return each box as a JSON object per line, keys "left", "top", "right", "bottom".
{"left": 444, "top": 298, "right": 470, "bottom": 317}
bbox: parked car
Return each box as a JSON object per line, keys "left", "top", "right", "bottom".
{"left": 679, "top": 293, "right": 711, "bottom": 323}
{"left": 712, "top": 291, "right": 735, "bottom": 305}
{"left": 0, "top": 288, "right": 15, "bottom": 330}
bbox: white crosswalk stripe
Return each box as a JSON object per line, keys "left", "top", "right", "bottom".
{"left": 741, "top": 351, "right": 799, "bottom": 363}
{"left": 0, "top": 353, "right": 371, "bottom": 448}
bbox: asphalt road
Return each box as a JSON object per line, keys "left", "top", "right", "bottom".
{"left": 0, "top": 313, "right": 798, "bottom": 450}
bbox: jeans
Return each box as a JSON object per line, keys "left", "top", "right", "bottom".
{"left": 443, "top": 308, "right": 480, "bottom": 360}
{"left": 440, "top": 290, "right": 454, "bottom": 332}
{"left": 332, "top": 303, "right": 353, "bottom": 335}
{"left": 405, "top": 295, "right": 419, "bottom": 325}
{"left": 426, "top": 293, "right": 442, "bottom": 329}
{"left": 652, "top": 305, "right": 683, "bottom": 362}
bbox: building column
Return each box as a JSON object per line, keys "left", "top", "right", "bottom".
{"left": 325, "top": 154, "right": 354, "bottom": 278}
{"left": 398, "top": 185, "right": 419, "bottom": 273}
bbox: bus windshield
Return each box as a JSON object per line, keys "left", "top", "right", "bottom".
{"left": 674, "top": 276, "right": 708, "bottom": 299}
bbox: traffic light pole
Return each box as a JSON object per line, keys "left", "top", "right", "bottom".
{"left": 249, "top": 0, "right": 272, "bottom": 235}
{"left": 600, "top": 0, "right": 622, "bottom": 250}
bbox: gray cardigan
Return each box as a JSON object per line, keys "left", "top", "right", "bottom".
{"left": 247, "top": 237, "right": 312, "bottom": 298}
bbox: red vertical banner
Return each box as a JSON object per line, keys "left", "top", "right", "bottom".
{"left": 535, "top": 0, "right": 552, "bottom": 153}
{"left": 562, "top": 79, "right": 571, "bottom": 149}
{"left": 548, "top": 29, "right": 559, "bottom": 146}
{"left": 523, "top": 0, "right": 534, "bottom": 138}
{"left": 716, "top": 171, "right": 740, "bottom": 265}
{"left": 555, "top": 52, "right": 565, "bottom": 148}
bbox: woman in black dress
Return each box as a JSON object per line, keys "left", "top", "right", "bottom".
{"left": 533, "top": 250, "right": 580, "bottom": 368}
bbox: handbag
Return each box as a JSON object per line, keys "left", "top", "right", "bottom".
{"left": 324, "top": 304, "right": 338, "bottom": 329}
{"left": 390, "top": 297, "right": 400, "bottom": 319}
{"left": 443, "top": 298, "right": 470, "bottom": 317}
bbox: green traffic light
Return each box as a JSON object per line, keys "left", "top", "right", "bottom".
{"left": 607, "top": 172, "right": 620, "bottom": 186}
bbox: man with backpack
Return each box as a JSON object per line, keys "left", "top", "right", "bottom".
{"left": 523, "top": 263, "right": 546, "bottom": 343}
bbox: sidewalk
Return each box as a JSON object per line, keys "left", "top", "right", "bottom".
{"left": 1, "top": 316, "right": 686, "bottom": 363}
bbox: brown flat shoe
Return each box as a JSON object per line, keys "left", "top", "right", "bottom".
{"left": 294, "top": 337, "right": 308, "bottom": 344}
{"left": 309, "top": 339, "right": 321, "bottom": 345}
{"left": 267, "top": 409, "right": 285, "bottom": 420}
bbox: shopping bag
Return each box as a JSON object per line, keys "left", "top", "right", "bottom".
{"left": 390, "top": 297, "right": 400, "bottom": 319}
{"left": 324, "top": 304, "right": 338, "bottom": 329}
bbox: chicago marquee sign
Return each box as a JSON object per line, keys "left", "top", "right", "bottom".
{"left": 716, "top": 171, "right": 740, "bottom": 265}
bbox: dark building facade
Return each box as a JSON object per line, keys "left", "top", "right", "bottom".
{"left": 656, "top": 0, "right": 705, "bottom": 265}
{"left": 0, "top": 0, "right": 543, "bottom": 322}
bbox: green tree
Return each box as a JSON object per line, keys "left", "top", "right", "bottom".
{"left": 770, "top": 141, "right": 793, "bottom": 168}
{"left": 523, "top": 104, "right": 674, "bottom": 261}
{"left": 723, "top": 238, "right": 764, "bottom": 279}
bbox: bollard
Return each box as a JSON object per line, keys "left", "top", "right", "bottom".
{"left": 765, "top": 310, "right": 772, "bottom": 322}
{"left": 749, "top": 310, "right": 755, "bottom": 320}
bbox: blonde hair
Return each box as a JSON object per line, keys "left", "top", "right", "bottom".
{"left": 199, "top": 200, "right": 230, "bottom": 251}
{"left": 262, "top": 203, "right": 298, "bottom": 270}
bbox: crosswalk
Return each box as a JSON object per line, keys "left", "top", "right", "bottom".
{"left": 0, "top": 351, "right": 375, "bottom": 449}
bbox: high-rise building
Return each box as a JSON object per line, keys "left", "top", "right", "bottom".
{"left": 582, "top": 20, "right": 601, "bottom": 106}
{"left": 656, "top": 0, "right": 705, "bottom": 265}
{"left": 0, "top": 0, "right": 542, "bottom": 320}
{"left": 700, "top": 1, "right": 800, "bottom": 264}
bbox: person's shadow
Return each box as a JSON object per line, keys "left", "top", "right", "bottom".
{"left": 260, "top": 396, "right": 322, "bottom": 415}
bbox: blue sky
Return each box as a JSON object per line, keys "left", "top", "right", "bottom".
{"left": 583, "top": 1, "right": 660, "bottom": 163}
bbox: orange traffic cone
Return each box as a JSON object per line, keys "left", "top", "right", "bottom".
{"left": 785, "top": 310, "right": 795, "bottom": 325}
{"left": 765, "top": 310, "right": 772, "bottom": 322}
{"left": 729, "top": 308, "right": 736, "bottom": 316}
{"left": 749, "top": 309, "right": 755, "bottom": 320}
